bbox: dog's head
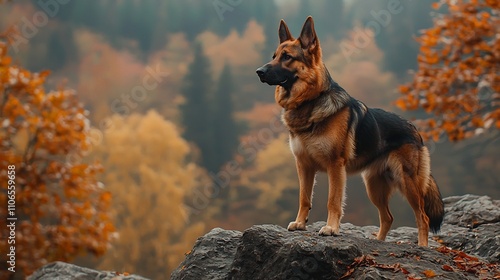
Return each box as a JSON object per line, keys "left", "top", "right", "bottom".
{"left": 256, "top": 16, "right": 322, "bottom": 91}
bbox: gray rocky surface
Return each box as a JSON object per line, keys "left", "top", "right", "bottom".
{"left": 30, "top": 195, "right": 500, "bottom": 279}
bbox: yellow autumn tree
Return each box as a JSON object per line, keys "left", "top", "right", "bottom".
{"left": 0, "top": 40, "right": 113, "bottom": 278}
{"left": 235, "top": 133, "right": 297, "bottom": 225}
{"left": 397, "top": 0, "right": 500, "bottom": 141}
{"left": 95, "top": 111, "right": 208, "bottom": 279}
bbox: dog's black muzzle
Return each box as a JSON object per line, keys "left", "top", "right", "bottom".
{"left": 256, "top": 64, "right": 276, "bottom": 84}
{"left": 256, "top": 64, "right": 296, "bottom": 88}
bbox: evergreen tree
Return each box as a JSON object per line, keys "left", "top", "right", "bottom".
{"left": 315, "top": 0, "right": 345, "bottom": 39}
{"left": 70, "top": 1, "right": 100, "bottom": 28}
{"left": 346, "top": 0, "right": 434, "bottom": 79}
{"left": 180, "top": 43, "right": 214, "bottom": 170}
{"left": 374, "top": 0, "right": 434, "bottom": 78}
{"left": 27, "top": 26, "right": 76, "bottom": 72}
{"left": 166, "top": 0, "right": 212, "bottom": 40}
{"left": 211, "top": 64, "right": 240, "bottom": 217}
{"left": 212, "top": 64, "right": 239, "bottom": 171}
{"left": 258, "top": 0, "right": 280, "bottom": 63}
{"left": 290, "top": 0, "right": 344, "bottom": 39}
{"left": 116, "top": 0, "right": 157, "bottom": 53}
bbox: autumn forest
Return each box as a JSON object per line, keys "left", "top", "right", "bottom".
{"left": 0, "top": 0, "right": 499, "bottom": 279}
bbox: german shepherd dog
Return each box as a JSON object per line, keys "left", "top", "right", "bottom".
{"left": 256, "top": 16, "right": 444, "bottom": 246}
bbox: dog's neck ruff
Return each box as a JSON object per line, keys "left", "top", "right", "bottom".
{"left": 275, "top": 65, "right": 332, "bottom": 110}
{"left": 281, "top": 82, "right": 351, "bottom": 134}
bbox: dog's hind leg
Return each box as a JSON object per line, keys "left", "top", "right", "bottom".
{"left": 362, "top": 169, "right": 394, "bottom": 241}
{"left": 402, "top": 173, "right": 430, "bottom": 246}
{"left": 288, "top": 160, "right": 316, "bottom": 231}
{"left": 387, "top": 144, "right": 430, "bottom": 246}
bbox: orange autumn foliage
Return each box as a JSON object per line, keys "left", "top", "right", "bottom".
{"left": 0, "top": 39, "right": 114, "bottom": 277}
{"left": 397, "top": 0, "right": 500, "bottom": 141}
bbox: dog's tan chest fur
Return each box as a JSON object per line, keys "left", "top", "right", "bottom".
{"left": 290, "top": 134, "right": 331, "bottom": 170}
{"left": 286, "top": 107, "right": 354, "bottom": 171}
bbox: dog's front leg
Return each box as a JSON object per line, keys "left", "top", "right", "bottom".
{"left": 288, "top": 159, "right": 315, "bottom": 231}
{"left": 319, "top": 160, "right": 346, "bottom": 236}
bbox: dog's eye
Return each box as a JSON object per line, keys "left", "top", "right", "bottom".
{"left": 282, "top": 53, "right": 292, "bottom": 61}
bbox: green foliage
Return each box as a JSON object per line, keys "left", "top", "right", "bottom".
{"left": 345, "top": 0, "right": 434, "bottom": 78}
{"left": 30, "top": 26, "right": 76, "bottom": 71}
{"left": 180, "top": 43, "right": 215, "bottom": 170}
{"left": 294, "top": 0, "right": 345, "bottom": 39}
{"left": 212, "top": 64, "right": 239, "bottom": 171}
{"left": 116, "top": 0, "right": 158, "bottom": 53}
{"left": 181, "top": 48, "right": 240, "bottom": 173}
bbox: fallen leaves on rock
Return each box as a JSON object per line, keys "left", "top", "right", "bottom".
{"left": 340, "top": 255, "right": 410, "bottom": 279}
{"left": 436, "top": 246, "right": 500, "bottom": 279}
{"left": 422, "top": 269, "right": 438, "bottom": 278}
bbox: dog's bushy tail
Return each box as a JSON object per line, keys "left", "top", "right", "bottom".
{"left": 424, "top": 174, "right": 444, "bottom": 233}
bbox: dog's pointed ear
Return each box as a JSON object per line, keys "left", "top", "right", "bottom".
{"left": 299, "top": 16, "right": 318, "bottom": 50}
{"left": 278, "top": 19, "right": 294, "bottom": 43}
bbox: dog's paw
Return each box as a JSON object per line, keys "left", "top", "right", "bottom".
{"left": 287, "top": 221, "right": 307, "bottom": 231}
{"left": 318, "top": 225, "right": 338, "bottom": 236}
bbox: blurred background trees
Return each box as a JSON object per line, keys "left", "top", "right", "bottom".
{"left": 180, "top": 43, "right": 215, "bottom": 170}
{"left": 235, "top": 134, "right": 297, "bottom": 227}
{"left": 94, "top": 111, "right": 207, "bottom": 278}
{"left": 0, "top": 0, "right": 498, "bottom": 279}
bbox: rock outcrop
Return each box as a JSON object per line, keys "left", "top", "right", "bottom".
{"left": 29, "top": 195, "right": 500, "bottom": 280}
{"left": 171, "top": 195, "right": 500, "bottom": 280}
